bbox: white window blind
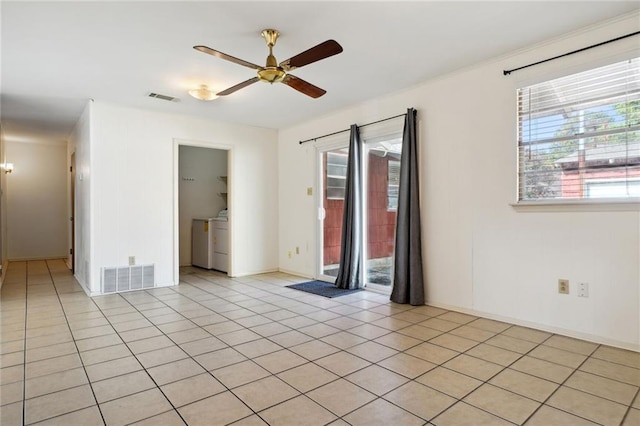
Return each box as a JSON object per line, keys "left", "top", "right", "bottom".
{"left": 388, "top": 160, "right": 400, "bottom": 210}
{"left": 326, "top": 151, "right": 347, "bottom": 199}
{"left": 517, "top": 57, "right": 640, "bottom": 201}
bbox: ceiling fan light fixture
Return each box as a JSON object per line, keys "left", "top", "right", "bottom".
{"left": 194, "top": 28, "right": 342, "bottom": 98}
{"left": 188, "top": 84, "right": 218, "bottom": 101}
{"left": 257, "top": 67, "right": 286, "bottom": 84}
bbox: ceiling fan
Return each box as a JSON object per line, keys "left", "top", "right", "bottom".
{"left": 194, "top": 29, "right": 343, "bottom": 98}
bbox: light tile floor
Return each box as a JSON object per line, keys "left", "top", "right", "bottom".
{"left": 1, "top": 260, "right": 639, "bottom": 425}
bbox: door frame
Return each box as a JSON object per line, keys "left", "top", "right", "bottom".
{"left": 172, "top": 139, "right": 233, "bottom": 286}
{"left": 360, "top": 131, "right": 403, "bottom": 292}
{"left": 70, "top": 152, "right": 76, "bottom": 273}
{"left": 315, "top": 138, "right": 350, "bottom": 283}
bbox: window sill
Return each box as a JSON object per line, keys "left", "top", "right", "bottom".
{"left": 511, "top": 199, "right": 640, "bottom": 212}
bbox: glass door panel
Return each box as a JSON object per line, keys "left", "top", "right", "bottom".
{"left": 363, "top": 138, "right": 402, "bottom": 291}
{"left": 318, "top": 146, "right": 349, "bottom": 282}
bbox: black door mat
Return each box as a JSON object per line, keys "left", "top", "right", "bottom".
{"left": 285, "top": 280, "right": 363, "bottom": 298}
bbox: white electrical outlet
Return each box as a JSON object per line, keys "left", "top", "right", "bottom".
{"left": 578, "top": 282, "right": 589, "bottom": 298}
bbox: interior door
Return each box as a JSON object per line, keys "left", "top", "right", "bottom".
{"left": 317, "top": 145, "right": 349, "bottom": 282}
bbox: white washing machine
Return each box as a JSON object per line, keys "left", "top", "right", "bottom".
{"left": 192, "top": 218, "right": 215, "bottom": 269}
{"left": 192, "top": 217, "right": 228, "bottom": 271}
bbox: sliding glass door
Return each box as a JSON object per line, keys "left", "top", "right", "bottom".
{"left": 317, "top": 145, "right": 349, "bottom": 282}
{"left": 315, "top": 130, "right": 403, "bottom": 290}
{"left": 363, "top": 136, "right": 403, "bottom": 291}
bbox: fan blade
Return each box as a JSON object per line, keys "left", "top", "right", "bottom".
{"left": 193, "top": 45, "right": 261, "bottom": 70}
{"left": 283, "top": 75, "right": 326, "bottom": 98}
{"left": 217, "top": 77, "right": 260, "bottom": 96}
{"left": 280, "top": 40, "right": 343, "bottom": 71}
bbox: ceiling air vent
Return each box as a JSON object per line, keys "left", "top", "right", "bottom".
{"left": 147, "top": 92, "right": 179, "bottom": 102}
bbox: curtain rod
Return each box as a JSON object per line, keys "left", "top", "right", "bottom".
{"left": 503, "top": 30, "right": 640, "bottom": 76}
{"left": 299, "top": 112, "right": 407, "bottom": 144}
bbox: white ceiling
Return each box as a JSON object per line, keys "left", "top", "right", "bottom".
{"left": 2, "top": 1, "right": 638, "bottom": 144}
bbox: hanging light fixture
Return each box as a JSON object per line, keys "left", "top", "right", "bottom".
{"left": 188, "top": 84, "right": 217, "bottom": 101}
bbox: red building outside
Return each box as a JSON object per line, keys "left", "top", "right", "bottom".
{"left": 556, "top": 142, "right": 640, "bottom": 198}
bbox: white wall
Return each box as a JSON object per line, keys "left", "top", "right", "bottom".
{"left": 88, "top": 102, "right": 278, "bottom": 293}
{"left": 178, "top": 145, "right": 227, "bottom": 266}
{"left": 278, "top": 13, "right": 640, "bottom": 349}
{"left": 6, "top": 140, "right": 68, "bottom": 260}
{"left": 68, "top": 102, "right": 92, "bottom": 292}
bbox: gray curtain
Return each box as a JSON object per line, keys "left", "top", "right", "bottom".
{"left": 391, "top": 108, "right": 425, "bottom": 305}
{"left": 335, "top": 125, "right": 363, "bottom": 289}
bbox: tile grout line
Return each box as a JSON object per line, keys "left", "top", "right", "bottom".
{"left": 462, "top": 325, "right": 633, "bottom": 424}
{"left": 620, "top": 387, "right": 640, "bottom": 425}
{"left": 89, "top": 291, "right": 194, "bottom": 425}
{"left": 164, "top": 275, "right": 561, "bottom": 424}
{"left": 520, "top": 336, "right": 603, "bottom": 426}
{"left": 140, "top": 280, "right": 636, "bottom": 426}
{"left": 416, "top": 323, "right": 529, "bottom": 424}
{"left": 308, "top": 311, "right": 529, "bottom": 423}
{"left": 129, "top": 277, "right": 358, "bottom": 424}
{"left": 15, "top": 292, "right": 632, "bottom": 426}
{"left": 100, "top": 280, "right": 320, "bottom": 423}
{"left": 494, "top": 332, "right": 562, "bottom": 425}
{"left": 122, "top": 276, "right": 413, "bottom": 423}
{"left": 425, "top": 325, "right": 596, "bottom": 424}
{"left": 42, "top": 259, "right": 107, "bottom": 426}
{"left": 21, "top": 261, "right": 28, "bottom": 426}
{"left": 324, "top": 315, "right": 486, "bottom": 423}
{"left": 7, "top": 263, "right": 639, "bottom": 426}
{"left": 16, "top": 300, "right": 627, "bottom": 426}
{"left": 256, "top": 302, "right": 478, "bottom": 422}
{"left": 232, "top": 311, "right": 422, "bottom": 424}
{"left": 164, "top": 276, "right": 369, "bottom": 423}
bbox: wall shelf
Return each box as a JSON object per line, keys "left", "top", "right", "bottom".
{"left": 218, "top": 175, "right": 228, "bottom": 206}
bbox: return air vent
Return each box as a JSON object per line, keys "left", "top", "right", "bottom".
{"left": 101, "top": 264, "right": 155, "bottom": 294}
{"left": 147, "top": 92, "right": 179, "bottom": 102}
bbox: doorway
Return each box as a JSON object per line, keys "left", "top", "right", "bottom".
{"left": 317, "top": 145, "right": 349, "bottom": 282}
{"left": 175, "top": 142, "right": 231, "bottom": 283}
{"left": 315, "top": 132, "right": 402, "bottom": 291}
{"left": 362, "top": 135, "right": 402, "bottom": 291}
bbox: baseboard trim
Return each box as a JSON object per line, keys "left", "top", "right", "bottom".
{"left": 230, "top": 268, "right": 279, "bottom": 278}
{"left": 427, "top": 301, "right": 639, "bottom": 352}
{"left": 277, "top": 268, "right": 313, "bottom": 280}
{"left": 0, "top": 260, "right": 6, "bottom": 290}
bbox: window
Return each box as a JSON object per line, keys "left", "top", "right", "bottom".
{"left": 387, "top": 160, "right": 400, "bottom": 210}
{"left": 586, "top": 179, "right": 640, "bottom": 198}
{"left": 517, "top": 57, "right": 640, "bottom": 202}
{"left": 326, "top": 151, "right": 347, "bottom": 199}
